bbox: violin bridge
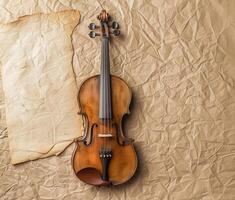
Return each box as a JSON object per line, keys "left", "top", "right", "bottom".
{"left": 98, "top": 133, "right": 113, "bottom": 138}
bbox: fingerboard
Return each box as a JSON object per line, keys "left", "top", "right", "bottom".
{"left": 99, "top": 37, "right": 112, "bottom": 120}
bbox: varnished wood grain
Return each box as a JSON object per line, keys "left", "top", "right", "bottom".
{"left": 72, "top": 75, "right": 137, "bottom": 185}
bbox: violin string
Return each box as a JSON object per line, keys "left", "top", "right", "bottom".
{"left": 102, "top": 37, "right": 105, "bottom": 151}
{"left": 108, "top": 38, "right": 112, "bottom": 151}
{"left": 106, "top": 37, "right": 108, "bottom": 150}
{"left": 103, "top": 39, "right": 107, "bottom": 149}
{"left": 104, "top": 38, "right": 107, "bottom": 150}
{"left": 106, "top": 38, "right": 108, "bottom": 150}
{"left": 109, "top": 45, "right": 112, "bottom": 151}
{"left": 107, "top": 37, "right": 110, "bottom": 151}
{"left": 104, "top": 37, "right": 108, "bottom": 150}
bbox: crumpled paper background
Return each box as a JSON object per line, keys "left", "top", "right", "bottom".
{"left": 1, "top": 0, "right": 235, "bottom": 199}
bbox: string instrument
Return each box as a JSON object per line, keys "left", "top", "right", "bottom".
{"left": 72, "top": 10, "right": 137, "bottom": 186}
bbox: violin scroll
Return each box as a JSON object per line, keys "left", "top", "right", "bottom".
{"left": 97, "top": 10, "right": 110, "bottom": 22}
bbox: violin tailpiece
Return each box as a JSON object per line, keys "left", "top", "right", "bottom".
{"left": 99, "top": 148, "right": 112, "bottom": 181}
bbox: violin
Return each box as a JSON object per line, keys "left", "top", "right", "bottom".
{"left": 72, "top": 10, "right": 137, "bottom": 186}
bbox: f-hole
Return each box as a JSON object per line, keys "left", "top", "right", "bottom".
{"left": 83, "top": 123, "right": 98, "bottom": 146}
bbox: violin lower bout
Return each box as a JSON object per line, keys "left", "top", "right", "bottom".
{"left": 73, "top": 140, "right": 137, "bottom": 185}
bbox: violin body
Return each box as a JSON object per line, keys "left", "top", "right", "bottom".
{"left": 72, "top": 10, "right": 138, "bottom": 186}
{"left": 72, "top": 75, "right": 137, "bottom": 185}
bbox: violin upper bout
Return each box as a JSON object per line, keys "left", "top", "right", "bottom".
{"left": 110, "top": 75, "right": 132, "bottom": 120}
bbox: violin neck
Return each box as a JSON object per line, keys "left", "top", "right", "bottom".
{"left": 99, "top": 37, "right": 113, "bottom": 120}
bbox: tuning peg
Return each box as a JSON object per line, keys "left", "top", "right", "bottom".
{"left": 112, "top": 21, "right": 119, "bottom": 29}
{"left": 112, "top": 29, "right": 120, "bottom": 36}
{"left": 88, "top": 31, "right": 100, "bottom": 38}
{"left": 88, "top": 23, "right": 97, "bottom": 30}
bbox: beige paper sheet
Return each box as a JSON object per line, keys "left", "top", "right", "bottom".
{"left": 0, "top": 10, "right": 83, "bottom": 164}
{"left": 0, "top": 0, "right": 235, "bottom": 199}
